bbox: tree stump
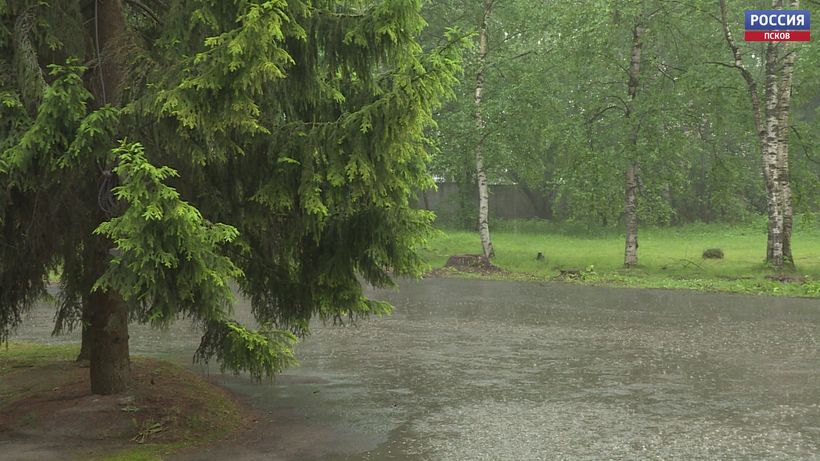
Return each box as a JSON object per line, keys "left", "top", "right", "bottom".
{"left": 440, "top": 254, "right": 502, "bottom": 275}
{"left": 445, "top": 254, "right": 493, "bottom": 269}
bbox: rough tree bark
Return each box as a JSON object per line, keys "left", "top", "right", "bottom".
{"left": 623, "top": 21, "right": 643, "bottom": 267}
{"left": 88, "top": 241, "right": 130, "bottom": 394}
{"left": 763, "top": 40, "right": 784, "bottom": 266}
{"left": 76, "top": 306, "right": 91, "bottom": 362}
{"left": 81, "top": 0, "right": 131, "bottom": 394}
{"left": 775, "top": 26, "right": 797, "bottom": 267}
{"left": 624, "top": 161, "right": 640, "bottom": 266}
{"left": 475, "top": 0, "right": 494, "bottom": 259}
{"left": 718, "top": 0, "right": 798, "bottom": 270}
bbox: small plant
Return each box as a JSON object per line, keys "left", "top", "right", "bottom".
{"left": 132, "top": 418, "right": 168, "bottom": 444}
{"left": 580, "top": 265, "right": 598, "bottom": 281}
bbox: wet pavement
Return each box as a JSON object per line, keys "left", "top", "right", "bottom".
{"left": 9, "top": 279, "right": 820, "bottom": 460}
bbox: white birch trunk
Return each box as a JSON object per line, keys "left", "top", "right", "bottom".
{"left": 624, "top": 162, "right": 640, "bottom": 266}
{"left": 776, "top": 61, "right": 796, "bottom": 268}
{"left": 763, "top": 41, "right": 784, "bottom": 267}
{"left": 623, "top": 22, "right": 643, "bottom": 267}
{"left": 719, "top": 0, "right": 798, "bottom": 270}
{"left": 475, "top": 0, "right": 494, "bottom": 259}
{"left": 775, "top": 0, "right": 799, "bottom": 268}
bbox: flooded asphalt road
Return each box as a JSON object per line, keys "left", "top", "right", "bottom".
{"left": 9, "top": 278, "right": 820, "bottom": 460}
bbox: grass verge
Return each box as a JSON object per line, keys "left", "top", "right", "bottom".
{"left": 421, "top": 221, "right": 820, "bottom": 297}
{"left": 0, "top": 342, "right": 245, "bottom": 461}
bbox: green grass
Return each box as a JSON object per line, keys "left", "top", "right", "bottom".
{"left": 0, "top": 343, "right": 80, "bottom": 403}
{"left": 92, "top": 443, "right": 187, "bottom": 461}
{"left": 421, "top": 220, "right": 820, "bottom": 297}
{"left": 0, "top": 342, "right": 79, "bottom": 372}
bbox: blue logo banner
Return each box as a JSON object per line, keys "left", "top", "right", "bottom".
{"left": 745, "top": 10, "right": 811, "bottom": 30}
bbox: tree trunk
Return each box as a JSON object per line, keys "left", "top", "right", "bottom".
{"left": 475, "top": 0, "right": 494, "bottom": 259}
{"left": 88, "top": 287, "right": 130, "bottom": 394}
{"left": 763, "top": 41, "right": 784, "bottom": 267}
{"left": 85, "top": 235, "right": 130, "bottom": 394}
{"left": 456, "top": 170, "right": 474, "bottom": 230}
{"left": 82, "top": 0, "right": 127, "bottom": 107}
{"left": 81, "top": 0, "right": 131, "bottom": 394}
{"left": 76, "top": 311, "right": 91, "bottom": 362}
{"left": 762, "top": 26, "right": 797, "bottom": 270}
{"left": 76, "top": 242, "right": 93, "bottom": 363}
{"left": 762, "top": 0, "right": 799, "bottom": 270}
{"left": 623, "top": 21, "right": 643, "bottom": 267}
{"left": 775, "top": 12, "right": 798, "bottom": 269}
{"left": 719, "top": 0, "right": 798, "bottom": 270}
{"left": 624, "top": 162, "right": 640, "bottom": 266}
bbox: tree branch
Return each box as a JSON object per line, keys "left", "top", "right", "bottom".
{"left": 718, "top": 0, "right": 763, "bottom": 141}
{"left": 704, "top": 60, "right": 739, "bottom": 69}
{"left": 124, "top": 0, "right": 160, "bottom": 23}
{"left": 586, "top": 105, "right": 621, "bottom": 124}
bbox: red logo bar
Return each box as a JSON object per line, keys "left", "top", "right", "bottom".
{"left": 745, "top": 30, "right": 810, "bottom": 41}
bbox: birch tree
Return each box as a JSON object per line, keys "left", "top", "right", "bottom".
{"left": 623, "top": 18, "right": 645, "bottom": 266}
{"left": 423, "top": 0, "right": 549, "bottom": 247}
{"left": 550, "top": 1, "right": 694, "bottom": 266}
{"left": 475, "top": 0, "right": 495, "bottom": 258}
{"left": 717, "top": 0, "right": 802, "bottom": 269}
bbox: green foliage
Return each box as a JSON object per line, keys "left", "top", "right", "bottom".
{"left": 0, "top": 0, "right": 463, "bottom": 377}
{"left": 93, "top": 142, "right": 242, "bottom": 326}
{"left": 195, "top": 320, "right": 298, "bottom": 379}
{"left": 2, "top": 61, "right": 89, "bottom": 185}
{"left": 422, "top": 0, "right": 819, "bottom": 228}
{"left": 155, "top": 0, "right": 300, "bottom": 137}
{"left": 63, "top": 105, "right": 122, "bottom": 168}
{"left": 0, "top": 61, "right": 95, "bottom": 342}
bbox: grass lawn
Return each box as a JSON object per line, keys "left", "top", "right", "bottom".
{"left": 420, "top": 219, "right": 820, "bottom": 297}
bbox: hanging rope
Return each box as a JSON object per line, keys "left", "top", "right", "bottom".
{"left": 94, "top": 0, "right": 107, "bottom": 105}
{"left": 93, "top": 0, "right": 117, "bottom": 215}
{"left": 97, "top": 169, "right": 118, "bottom": 215}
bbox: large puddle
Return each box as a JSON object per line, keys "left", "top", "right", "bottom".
{"left": 9, "top": 279, "right": 820, "bottom": 460}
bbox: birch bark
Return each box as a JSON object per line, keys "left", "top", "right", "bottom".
{"left": 623, "top": 21, "right": 643, "bottom": 267}
{"left": 775, "top": 1, "right": 799, "bottom": 267}
{"left": 718, "top": 0, "right": 799, "bottom": 270}
{"left": 763, "top": 40, "right": 784, "bottom": 266}
{"left": 475, "top": 0, "right": 494, "bottom": 259}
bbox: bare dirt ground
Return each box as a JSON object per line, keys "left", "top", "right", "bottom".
{"left": 0, "top": 355, "right": 245, "bottom": 460}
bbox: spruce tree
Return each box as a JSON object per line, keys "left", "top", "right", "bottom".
{"left": 0, "top": 0, "right": 461, "bottom": 394}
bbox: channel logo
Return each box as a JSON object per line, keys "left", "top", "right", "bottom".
{"left": 745, "top": 10, "right": 811, "bottom": 42}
